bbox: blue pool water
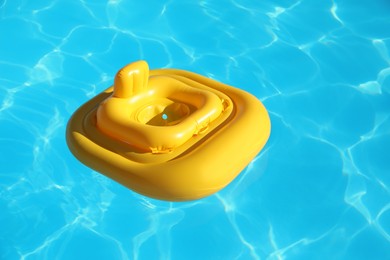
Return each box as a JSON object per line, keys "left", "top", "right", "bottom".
{"left": 1, "top": 0, "right": 390, "bottom": 259}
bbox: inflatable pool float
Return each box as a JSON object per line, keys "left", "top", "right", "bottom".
{"left": 66, "top": 61, "right": 271, "bottom": 201}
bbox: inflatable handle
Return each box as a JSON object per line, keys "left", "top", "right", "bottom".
{"left": 113, "top": 60, "right": 149, "bottom": 98}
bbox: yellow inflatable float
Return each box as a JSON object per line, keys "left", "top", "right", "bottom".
{"left": 66, "top": 61, "right": 271, "bottom": 201}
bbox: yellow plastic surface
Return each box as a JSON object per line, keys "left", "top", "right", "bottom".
{"left": 66, "top": 61, "right": 271, "bottom": 201}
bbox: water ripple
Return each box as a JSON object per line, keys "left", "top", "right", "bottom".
{"left": 1, "top": 0, "right": 389, "bottom": 259}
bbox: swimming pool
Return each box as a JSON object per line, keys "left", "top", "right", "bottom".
{"left": 1, "top": 0, "right": 389, "bottom": 259}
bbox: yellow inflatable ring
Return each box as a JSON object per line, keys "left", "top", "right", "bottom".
{"left": 66, "top": 61, "right": 271, "bottom": 201}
